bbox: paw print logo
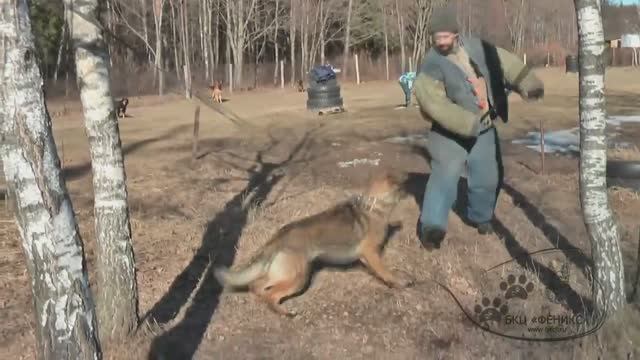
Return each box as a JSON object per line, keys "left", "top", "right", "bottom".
{"left": 474, "top": 297, "right": 509, "bottom": 325}
{"left": 500, "top": 274, "right": 535, "bottom": 300}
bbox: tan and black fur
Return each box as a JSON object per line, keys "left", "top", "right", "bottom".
{"left": 210, "top": 81, "right": 223, "bottom": 103}
{"left": 296, "top": 79, "right": 305, "bottom": 92}
{"left": 213, "top": 172, "right": 412, "bottom": 317}
{"left": 115, "top": 97, "right": 129, "bottom": 118}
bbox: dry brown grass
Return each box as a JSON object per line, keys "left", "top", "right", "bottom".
{"left": 608, "top": 145, "right": 640, "bottom": 161}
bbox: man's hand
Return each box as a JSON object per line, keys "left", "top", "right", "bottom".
{"left": 479, "top": 110, "right": 493, "bottom": 128}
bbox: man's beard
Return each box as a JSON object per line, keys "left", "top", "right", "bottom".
{"left": 435, "top": 43, "right": 454, "bottom": 55}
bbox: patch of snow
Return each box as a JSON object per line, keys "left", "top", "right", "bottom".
{"left": 607, "top": 115, "right": 640, "bottom": 127}
{"left": 337, "top": 158, "right": 380, "bottom": 168}
{"left": 384, "top": 134, "right": 429, "bottom": 148}
{"left": 512, "top": 115, "right": 640, "bottom": 154}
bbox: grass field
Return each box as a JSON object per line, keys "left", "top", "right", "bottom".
{"left": 1, "top": 67, "right": 640, "bottom": 359}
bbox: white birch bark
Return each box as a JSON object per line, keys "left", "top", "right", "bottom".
{"left": 289, "top": 0, "right": 296, "bottom": 86}
{"left": 64, "top": 0, "right": 140, "bottom": 339}
{"left": 153, "top": 0, "right": 165, "bottom": 96}
{"left": 273, "top": 0, "right": 280, "bottom": 85}
{"left": 575, "top": 0, "right": 625, "bottom": 315}
{"left": 0, "top": 0, "right": 101, "bottom": 358}
{"left": 342, "top": 0, "right": 353, "bottom": 80}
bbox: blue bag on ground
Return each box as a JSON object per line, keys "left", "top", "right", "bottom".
{"left": 310, "top": 65, "right": 336, "bottom": 83}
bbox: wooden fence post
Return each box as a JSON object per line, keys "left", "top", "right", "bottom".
{"left": 228, "top": 63, "right": 233, "bottom": 93}
{"left": 280, "top": 60, "right": 285, "bottom": 89}
{"left": 354, "top": 53, "right": 360, "bottom": 84}
{"left": 539, "top": 119, "right": 545, "bottom": 175}
{"left": 192, "top": 105, "right": 201, "bottom": 162}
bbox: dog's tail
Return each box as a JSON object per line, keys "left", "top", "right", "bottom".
{"left": 213, "top": 255, "right": 269, "bottom": 288}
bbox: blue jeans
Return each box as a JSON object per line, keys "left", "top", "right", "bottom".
{"left": 399, "top": 81, "right": 412, "bottom": 106}
{"left": 419, "top": 125, "right": 502, "bottom": 232}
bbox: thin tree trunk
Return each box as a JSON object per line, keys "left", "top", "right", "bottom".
{"left": 199, "top": 0, "right": 207, "bottom": 80}
{"left": 207, "top": 0, "right": 215, "bottom": 78}
{"left": 0, "top": 1, "right": 101, "bottom": 358}
{"left": 575, "top": 0, "right": 625, "bottom": 316}
{"left": 54, "top": 22, "right": 67, "bottom": 82}
{"left": 225, "top": 24, "right": 231, "bottom": 84}
{"left": 141, "top": 0, "right": 150, "bottom": 64}
{"left": 153, "top": 0, "right": 165, "bottom": 96}
{"left": 257, "top": 14, "right": 268, "bottom": 89}
{"left": 342, "top": 0, "right": 353, "bottom": 80}
{"left": 382, "top": 0, "right": 389, "bottom": 81}
{"left": 319, "top": 0, "right": 325, "bottom": 65}
{"left": 107, "top": 0, "right": 115, "bottom": 67}
{"left": 289, "top": 0, "right": 296, "bottom": 86}
{"left": 64, "top": 0, "right": 140, "bottom": 339}
{"left": 273, "top": 0, "right": 280, "bottom": 85}
{"left": 299, "top": 1, "right": 307, "bottom": 80}
{"left": 395, "top": 0, "right": 406, "bottom": 73}
{"left": 214, "top": 0, "right": 220, "bottom": 69}
{"left": 170, "top": 1, "right": 181, "bottom": 80}
{"left": 179, "top": 0, "right": 192, "bottom": 98}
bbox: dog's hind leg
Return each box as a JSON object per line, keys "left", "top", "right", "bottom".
{"left": 255, "top": 253, "right": 309, "bottom": 317}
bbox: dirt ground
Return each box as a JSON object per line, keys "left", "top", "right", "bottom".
{"left": 2, "top": 67, "right": 640, "bottom": 359}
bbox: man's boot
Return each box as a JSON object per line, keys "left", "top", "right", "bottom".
{"left": 475, "top": 222, "right": 494, "bottom": 235}
{"left": 419, "top": 227, "right": 446, "bottom": 250}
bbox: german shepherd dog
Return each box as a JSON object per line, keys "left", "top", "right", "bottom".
{"left": 213, "top": 172, "right": 413, "bottom": 317}
{"left": 296, "top": 79, "right": 305, "bottom": 92}
{"left": 210, "top": 80, "right": 223, "bottom": 103}
{"left": 115, "top": 97, "right": 129, "bottom": 118}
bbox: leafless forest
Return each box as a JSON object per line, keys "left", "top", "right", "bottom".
{"left": 36, "top": 0, "right": 639, "bottom": 99}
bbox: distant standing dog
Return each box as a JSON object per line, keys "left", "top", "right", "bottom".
{"left": 213, "top": 172, "right": 413, "bottom": 317}
{"left": 115, "top": 97, "right": 129, "bottom": 118}
{"left": 296, "top": 79, "right": 305, "bottom": 92}
{"left": 210, "top": 81, "right": 223, "bottom": 103}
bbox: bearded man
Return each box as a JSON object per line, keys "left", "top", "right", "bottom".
{"left": 414, "top": 5, "right": 544, "bottom": 250}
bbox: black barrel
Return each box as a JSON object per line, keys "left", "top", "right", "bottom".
{"left": 565, "top": 55, "right": 578, "bottom": 73}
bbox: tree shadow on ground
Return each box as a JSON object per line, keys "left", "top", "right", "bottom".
{"left": 62, "top": 124, "right": 192, "bottom": 181}
{"left": 144, "top": 126, "right": 322, "bottom": 360}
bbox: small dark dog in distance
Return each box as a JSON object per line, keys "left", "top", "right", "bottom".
{"left": 297, "top": 79, "right": 305, "bottom": 92}
{"left": 115, "top": 97, "right": 129, "bottom": 118}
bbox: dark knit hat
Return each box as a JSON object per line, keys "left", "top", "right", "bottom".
{"left": 429, "top": 5, "right": 459, "bottom": 34}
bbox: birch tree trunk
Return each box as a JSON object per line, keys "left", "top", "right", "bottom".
{"left": 300, "top": 1, "right": 308, "bottom": 80}
{"left": 170, "top": 1, "right": 182, "bottom": 80}
{"left": 289, "top": 0, "right": 296, "bottom": 86}
{"left": 273, "top": 0, "right": 280, "bottom": 85}
{"left": 574, "top": 0, "right": 625, "bottom": 316}
{"left": 54, "top": 22, "right": 67, "bottom": 83}
{"left": 214, "top": 0, "right": 220, "bottom": 69}
{"left": 141, "top": 0, "right": 150, "bottom": 63}
{"left": 179, "top": 0, "right": 192, "bottom": 98}
{"left": 382, "top": 0, "right": 389, "bottom": 81}
{"left": 199, "top": 0, "right": 207, "bottom": 80}
{"left": 0, "top": 0, "right": 101, "bottom": 358}
{"left": 319, "top": 0, "right": 326, "bottom": 65}
{"left": 153, "top": 0, "right": 165, "bottom": 96}
{"left": 342, "top": 0, "right": 354, "bottom": 81}
{"left": 395, "top": 0, "right": 406, "bottom": 73}
{"left": 64, "top": 0, "right": 140, "bottom": 339}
